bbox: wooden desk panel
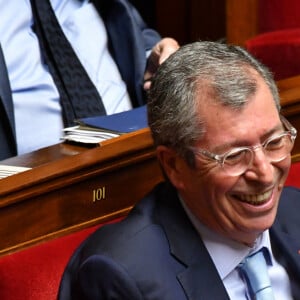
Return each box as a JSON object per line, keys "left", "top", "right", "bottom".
{"left": 226, "top": 0, "right": 258, "bottom": 46}
{"left": 0, "top": 129, "right": 163, "bottom": 256}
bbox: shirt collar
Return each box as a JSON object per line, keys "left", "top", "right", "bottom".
{"left": 179, "top": 194, "right": 274, "bottom": 279}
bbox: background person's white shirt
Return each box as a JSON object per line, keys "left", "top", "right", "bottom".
{"left": 0, "top": 0, "right": 132, "bottom": 155}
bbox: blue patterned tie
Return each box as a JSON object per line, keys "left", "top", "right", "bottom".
{"left": 239, "top": 249, "right": 275, "bottom": 300}
{"left": 30, "top": 0, "right": 106, "bottom": 126}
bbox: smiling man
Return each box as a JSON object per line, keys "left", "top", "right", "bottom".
{"left": 58, "top": 41, "right": 300, "bottom": 300}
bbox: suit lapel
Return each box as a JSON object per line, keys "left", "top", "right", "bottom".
{"left": 271, "top": 218, "right": 300, "bottom": 298}
{"left": 0, "top": 44, "right": 15, "bottom": 128}
{"left": 92, "top": 0, "right": 146, "bottom": 107}
{"left": 0, "top": 44, "right": 17, "bottom": 159}
{"left": 157, "top": 184, "right": 230, "bottom": 300}
{"left": 270, "top": 187, "right": 300, "bottom": 299}
{"left": 271, "top": 222, "right": 300, "bottom": 275}
{"left": 270, "top": 187, "right": 300, "bottom": 277}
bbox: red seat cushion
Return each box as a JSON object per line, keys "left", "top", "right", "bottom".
{"left": 258, "top": 0, "right": 300, "bottom": 33}
{"left": 245, "top": 28, "right": 300, "bottom": 80}
{"left": 285, "top": 161, "right": 300, "bottom": 188}
{"left": 0, "top": 218, "right": 122, "bottom": 300}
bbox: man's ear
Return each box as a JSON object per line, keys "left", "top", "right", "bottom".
{"left": 156, "top": 145, "right": 186, "bottom": 190}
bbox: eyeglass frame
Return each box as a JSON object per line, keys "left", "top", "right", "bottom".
{"left": 190, "top": 115, "right": 297, "bottom": 176}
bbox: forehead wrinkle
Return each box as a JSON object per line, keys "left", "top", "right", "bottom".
{"left": 207, "top": 120, "right": 283, "bottom": 155}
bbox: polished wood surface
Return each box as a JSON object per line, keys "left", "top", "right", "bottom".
{"left": 0, "top": 129, "right": 163, "bottom": 256}
{"left": 226, "top": 0, "right": 258, "bottom": 46}
{"left": 277, "top": 74, "right": 300, "bottom": 108}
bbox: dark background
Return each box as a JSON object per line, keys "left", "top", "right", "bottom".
{"left": 130, "top": 0, "right": 226, "bottom": 45}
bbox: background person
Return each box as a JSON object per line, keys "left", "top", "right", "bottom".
{"left": 0, "top": 0, "right": 179, "bottom": 160}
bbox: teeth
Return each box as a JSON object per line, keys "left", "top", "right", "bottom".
{"left": 237, "top": 190, "right": 272, "bottom": 205}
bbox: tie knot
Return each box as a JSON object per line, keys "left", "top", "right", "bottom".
{"left": 239, "top": 249, "right": 275, "bottom": 300}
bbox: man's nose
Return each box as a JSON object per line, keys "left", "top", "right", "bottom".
{"left": 244, "top": 147, "right": 274, "bottom": 183}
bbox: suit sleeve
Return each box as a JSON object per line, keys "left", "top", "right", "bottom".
{"left": 126, "top": 1, "right": 161, "bottom": 51}
{"left": 73, "top": 255, "right": 144, "bottom": 300}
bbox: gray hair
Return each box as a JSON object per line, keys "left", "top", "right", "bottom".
{"left": 147, "top": 41, "right": 280, "bottom": 164}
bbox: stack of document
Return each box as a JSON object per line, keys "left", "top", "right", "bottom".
{"left": 62, "top": 105, "right": 148, "bottom": 144}
{"left": 0, "top": 165, "right": 31, "bottom": 179}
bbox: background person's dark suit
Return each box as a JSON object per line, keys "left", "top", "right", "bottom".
{"left": 0, "top": 0, "right": 160, "bottom": 160}
{"left": 58, "top": 182, "right": 300, "bottom": 300}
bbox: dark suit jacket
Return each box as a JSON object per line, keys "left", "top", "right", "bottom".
{"left": 0, "top": 0, "right": 160, "bottom": 160}
{"left": 58, "top": 182, "right": 300, "bottom": 300}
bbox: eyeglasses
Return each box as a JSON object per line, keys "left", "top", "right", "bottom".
{"left": 191, "top": 115, "right": 297, "bottom": 176}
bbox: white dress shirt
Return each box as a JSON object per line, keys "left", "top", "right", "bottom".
{"left": 0, "top": 0, "right": 132, "bottom": 155}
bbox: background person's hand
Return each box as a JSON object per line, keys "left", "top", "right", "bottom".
{"left": 144, "top": 37, "right": 179, "bottom": 90}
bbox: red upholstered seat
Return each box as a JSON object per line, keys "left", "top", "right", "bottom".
{"left": 257, "top": 0, "right": 300, "bottom": 33}
{"left": 251, "top": 0, "right": 300, "bottom": 80}
{"left": 246, "top": 29, "right": 300, "bottom": 81}
{"left": 228, "top": 0, "right": 300, "bottom": 81}
{"left": 0, "top": 218, "right": 122, "bottom": 300}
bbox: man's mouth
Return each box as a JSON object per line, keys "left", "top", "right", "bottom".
{"left": 234, "top": 189, "right": 273, "bottom": 206}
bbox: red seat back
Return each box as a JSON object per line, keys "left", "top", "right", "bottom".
{"left": 258, "top": 0, "right": 300, "bottom": 33}
{"left": 0, "top": 218, "right": 122, "bottom": 300}
{"left": 285, "top": 161, "right": 300, "bottom": 188}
